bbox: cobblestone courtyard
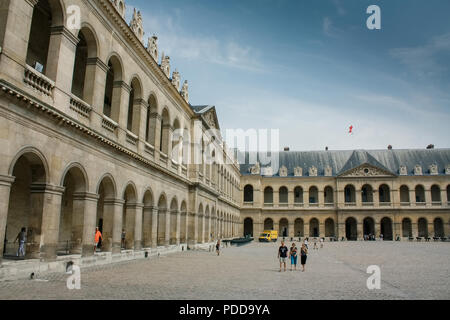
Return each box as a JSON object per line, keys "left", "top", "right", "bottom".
{"left": 0, "top": 241, "right": 449, "bottom": 300}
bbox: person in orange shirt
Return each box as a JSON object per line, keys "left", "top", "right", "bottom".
{"left": 94, "top": 227, "right": 103, "bottom": 254}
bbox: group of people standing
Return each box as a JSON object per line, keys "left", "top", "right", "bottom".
{"left": 278, "top": 241, "right": 308, "bottom": 272}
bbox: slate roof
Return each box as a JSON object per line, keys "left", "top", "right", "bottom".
{"left": 239, "top": 149, "right": 450, "bottom": 177}
{"left": 190, "top": 105, "right": 214, "bottom": 114}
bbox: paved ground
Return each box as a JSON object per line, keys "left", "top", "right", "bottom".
{"left": 0, "top": 241, "right": 449, "bottom": 300}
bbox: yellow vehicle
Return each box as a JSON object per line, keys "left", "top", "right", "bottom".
{"left": 259, "top": 230, "right": 278, "bottom": 242}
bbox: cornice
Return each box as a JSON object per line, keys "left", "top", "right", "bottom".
{"left": 0, "top": 79, "right": 193, "bottom": 188}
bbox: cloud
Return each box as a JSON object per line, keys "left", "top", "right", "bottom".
{"left": 332, "top": 0, "right": 346, "bottom": 16}
{"left": 136, "top": 10, "right": 264, "bottom": 72}
{"left": 322, "top": 17, "right": 342, "bottom": 38}
{"left": 390, "top": 33, "right": 450, "bottom": 79}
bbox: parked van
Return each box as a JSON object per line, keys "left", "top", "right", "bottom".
{"left": 259, "top": 230, "right": 278, "bottom": 242}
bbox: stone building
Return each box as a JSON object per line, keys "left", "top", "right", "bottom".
{"left": 0, "top": 0, "right": 449, "bottom": 272}
{"left": 240, "top": 149, "right": 450, "bottom": 241}
{"left": 0, "top": 0, "right": 240, "bottom": 266}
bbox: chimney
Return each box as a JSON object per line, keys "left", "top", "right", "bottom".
{"left": 387, "top": 145, "right": 392, "bottom": 150}
{"left": 284, "top": 147, "right": 290, "bottom": 152}
{"left": 426, "top": 144, "right": 434, "bottom": 149}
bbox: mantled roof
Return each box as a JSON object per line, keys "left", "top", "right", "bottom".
{"left": 239, "top": 148, "right": 450, "bottom": 177}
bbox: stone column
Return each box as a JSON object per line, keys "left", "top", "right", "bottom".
{"left": 111, "top": 199, "right": 124, "bottom": 254}
{"left": 304, "top": 222, "right": 310, "bottom": 237}
{"left": 357, "top": 222, "right": 363, "bottom": 240}
{"left": 46, "top": 26, "right": 79, "bottom": 110}
{"left": 318, "top": 190, "right": 324, "bottom": 208}
{"left": 38, "top": 184, "right": 65, "bottom": 261}
{"left": 0, "top": 0, "right": 36, "bottom": 82}
{"left": 85, "top": 58, "right": 108, "bottom": 113}
{"left": 304, "top": 190, "right": 309, "bottom": 208}
{"left": 124, "top": 202, "right": 137, "bottom": 250}
{"left": 111, "top": 81, "right": 131, "bottom": 145}
{"left": 142, "top": 205, "right": 153, "bottom": 248}
{"left": 151, "top": 207, "right": 158, "bottom": 248}
{"left": 164, "top": 209, "right": 171, "bottom": 246}
{"left": 425, "top": 188, "right": 432, "bottom": 208}
{"left": 411, "top": 221, "right": 418, "bottom": 238}
{"left": 133, "top": 203, "right": 144, "bottom": 251}
{"left": 101, "top": 199, "right": 119, "bottom": 252}
{"left": 409, "top": 189, "right": 416, "bottom": 207}
{"left": 338, "top": 222, "right": 345, "bottom": 239}
{"left": 288, "top": 221, "right": 294, "bottom": 238}
{"left": 80, "top": 192, "right": 100, "bottom": 257}
{"left": 176, "top": 210, "right": 181, "bottom": 245}
{"left": 319, "top": 221, "right": 325, "bottom": 238}
{"left": 0, "top": 175, "right": 15, "bottom": 266}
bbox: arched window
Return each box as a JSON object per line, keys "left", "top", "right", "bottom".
{"left": 379, "top": 184, "right": 390, "bottom": 203}
{"left": 431, "top": 185, "right": 441, "bottom": 204}
{"left": 146, "top": 95, "right": 157, "bottom": 145}
{"left": 324, "top": 186, "right": 333, "bottom": 204}
{"left": 279, "top": 186, "right": 288, "bottom": 204}
{"left": 103, "top": 56, "right": 123, "bottom": 120}
{"left": 400, "top": 185, "right": 410, "bottom": 203}
{"left": 309, "top": 186, "right": 318, "bottom": 204}
{"left": 294, "top": 187, "right": 303, "bottom": 204}
{"left": 415, "top": 185, "right": 425, "bottom": 203}
{"left": 264, "top": 187, "right": 273, "bottom": 204}
{"left": 361, "top": 184, "right": 373, "bottom": 203}
{"left": 127, "top": 78, "right": 142, "bottom": 134}
{"left": 243, "top": 185, "right": 253, "bottom": 202}
{"left": 26, "top": 0, "right": 64, "bottom": 78}
{"left": 344, "top": 185, "right": 355, "bottom": 203}
{"left": 71, "top": 28, "right": 98, "bottom": 104}
{"left": 160, "top": 108, "right": 170, "bottom": 154}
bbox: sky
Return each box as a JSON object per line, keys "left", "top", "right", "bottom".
{"left": 124, "top": 0, "right": 450, "bottom": 151}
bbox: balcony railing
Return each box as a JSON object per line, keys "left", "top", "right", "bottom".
{"left": 144, "top": 142, "right": 155, "bottom": 157}
{"left": 243, "top": 201, "right": 253, "bottom": 206}
{"left": 400, "top": 202, "right": 410, "bottom": 206}
{"left": 264, "top": 202, "right": 273, "bottom": 207}
{"left": 309, "top": 203, "right": 319, "bottom": 207}
{"left": 362, "top": 202, "right": 374, "bottom": 206}
{"left": 70, "top": 94, "right": 92, "bottom": 118}
{"left": 379, "top": 201, "right": 391, "bottom": 206}
{"left": 101, "top": 115, "right": 118, "bottom": 133}
{"left": 279, "top": 203, "right": 288, "bottom": 207}
{"left": 324, "top": 202, "right": 334, "bottom": 207}
{"left": 416, "top": 201, "right": 426, "bottom": 206}
{"left": 345, "top": 202, "right": 356, "bottom": 206}
{"left": 126, "top": 131, "right": 138, "bottom": 146}
{"left": 432, "top": 201, "right": 442, "bottom": 206}
{"left": 294, "top": 202, "right": 304, "bottom": 207}
{"left": 24, "top": 65, "right": 55, "bottom": 97}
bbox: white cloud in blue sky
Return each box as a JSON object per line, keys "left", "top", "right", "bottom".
{"left": 124, "top": 0, "right": 450, "bottom": 151}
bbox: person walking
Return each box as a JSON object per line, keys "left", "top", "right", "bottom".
{"left": 300, "top": 243, "right": 308, "bottom": 272}
{"left": 304, "top": 238, "right": 308, "bottom": 249}
{"left": 320, "top": 237, "right": 324, "bottom": 249}
{"left": 121, "top": 229, "right": 126, "bottom": 249}
{"left": 289, "top": 243, "right": 298, "bottom": 271}
{"left": 216, "top": 240, "right": 221, "bottom": 256}
{"left": 15, "top": 227, "right": 27, "bottom": 257}
{"left": 94, "top": 227, "right": 103, "bottom": 253}
{"left": 313, "top": 238, "right": 318, "bottom": 250}
{"left": 278, "top": 241, "right": 289, "bottom": 272}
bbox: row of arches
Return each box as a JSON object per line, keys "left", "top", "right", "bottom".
{"left": 25, "top": 0, "right": 189, "bottom": 162}
{"left": 243, "top": 216, "right": 447, "bottom": 240}
{"left": 1, "top": 147, "right": 239, "bottom": 261}
{"left": 243, "top": 184, "right": 450, "bottom": 205}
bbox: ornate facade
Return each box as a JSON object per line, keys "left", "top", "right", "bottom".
{"left": 240, "top": 150, "right": 450, "bottom": 241}
{"left": 0, "top": 0, "right": 240, "bottom": 266}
